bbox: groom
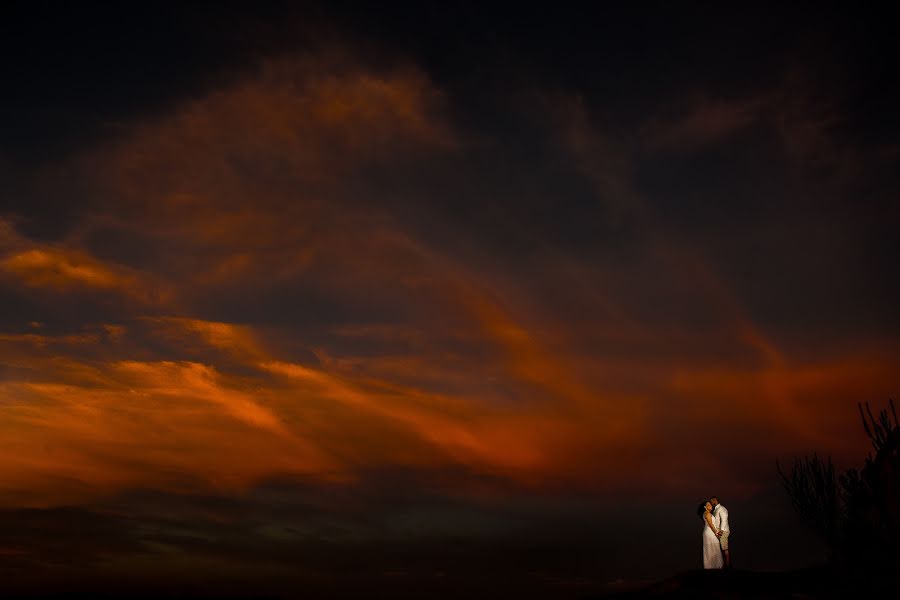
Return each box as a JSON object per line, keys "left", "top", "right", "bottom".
{"left": 710, "top": 496, "right": 731, "bottom": 569}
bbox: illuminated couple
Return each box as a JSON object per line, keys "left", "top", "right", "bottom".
{"left": 697, "top": 496, "right": 731, "bottom": 569}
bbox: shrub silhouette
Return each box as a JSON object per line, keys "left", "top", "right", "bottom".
{"left": 777, "top": 400, "right": 900, "bottom": 570}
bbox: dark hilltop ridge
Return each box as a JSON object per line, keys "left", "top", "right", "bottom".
{"left": 590, "top": 566, "right": 900, "bottom": 599}
{"left": 1, "top": 568, "right": 898, "bottom": 600}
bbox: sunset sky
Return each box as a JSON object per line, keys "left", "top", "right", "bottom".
{"left": 2, "top": 2, "right": 899, "bottom": 597}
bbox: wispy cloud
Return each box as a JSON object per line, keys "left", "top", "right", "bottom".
{"left": 0, "top": 48, "right": 896, "bottom": 517}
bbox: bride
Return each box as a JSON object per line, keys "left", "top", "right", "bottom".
{"left": 698, "top": 500, "right": 723, "bottom": 569}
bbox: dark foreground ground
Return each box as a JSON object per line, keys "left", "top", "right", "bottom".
{"left": 2, "top": 566, "right": 898, "bottom": 599}
{"left": 595, "top": 566, "right": 900, "bottom": 599}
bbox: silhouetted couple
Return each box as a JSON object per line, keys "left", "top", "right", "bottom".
{"left": 698, "top": 496, "right": 731, "bottom": 569}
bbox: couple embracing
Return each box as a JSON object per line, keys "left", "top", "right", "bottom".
{"left": 698, "top": 495, "right": 731, "bottom": 569}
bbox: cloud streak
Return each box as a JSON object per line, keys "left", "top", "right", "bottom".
{"left": 0, "top": 45, "right": 897, "bottom": 534}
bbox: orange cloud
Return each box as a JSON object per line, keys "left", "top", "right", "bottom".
{"left": 0, "top": 220, "right": 173, "bottom": 305}
{"left": 1, "top": 303, "right": 897, "bottom": 507}
{"left": 1, "top": 53, "right": 897, "bottom": 513}
{"left": 111, "top": 360, "right": 286, "bottom": 434}
{"left": 0, "top": 357, "right": 338, "bottom": 507}
{"left": 258, "top": 358, "right": 560, "bottom": 477}
{"left": 138, "top": 317, "right": 266, "bottom": 360}
{"left": 0, "top": 248, "right": 126, "bottom": 289}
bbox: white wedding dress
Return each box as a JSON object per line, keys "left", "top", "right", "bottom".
{"left": 702, "top": 513, "right": 724, "bottom": 569}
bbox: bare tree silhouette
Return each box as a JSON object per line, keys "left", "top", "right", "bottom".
{"left": 777, "top": 453, "right": 842, "bottom": 547}
{"left": 777, "top": 400, "right": 900, "bottom": 570}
